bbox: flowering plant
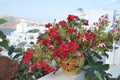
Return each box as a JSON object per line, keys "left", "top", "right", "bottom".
{"left": 21, "top": 14, "right": 119, "bottom": 80}
{"left": 0, "top": 19, "right": 9, "bottom": 51}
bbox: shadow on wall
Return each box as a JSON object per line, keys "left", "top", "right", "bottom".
{"left": 117, "top": 75, "right": 120, "bottom": 80}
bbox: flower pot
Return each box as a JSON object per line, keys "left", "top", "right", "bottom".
{"left": 60, "top": 55, "right": 85, "bottom": 75}
{"left": 0, "top": 56, "right": 18, "bottom": 80}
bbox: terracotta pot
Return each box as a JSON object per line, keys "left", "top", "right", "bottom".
{"left": 0, "top": 56, "right": 18, "bottom": 80}
{"left": 60, "top": 55, "right": 85, "bottom": 75}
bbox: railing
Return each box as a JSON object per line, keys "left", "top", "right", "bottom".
{"left": 38, "top": 63, "right": 120, "bottom": 80}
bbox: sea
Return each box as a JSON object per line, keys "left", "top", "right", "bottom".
{"left": 0, "top": 28, "right": 15, "bottom": 35}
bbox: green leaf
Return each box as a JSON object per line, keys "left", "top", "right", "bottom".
{"left": 34, "top": 69, "right": 45, "bottom": 79}
{"left": 91, "top": 51, "right": 102, "bottom": 59}
{"left": 0, "top": 31, "right": 6, "bottom": 38}
{"left": 85, "top": 68, "right": 98, "bottom": 80}
{"left": 102, "top": 64, "right": 109, "bottom": 70}
{"left": 85, "top": 54, "right": 95, "bottom": 65}
{"left": 95, "top": 61, "right": 103, "bottom": 66}
{"left": 0, "top": 39, "right": 9, "bottom": 50}
{"left": 13, "top": 52, "right": 24, "bottom": 59}
{"left": 95, "top": 71, "right": 104, "bottom": 80}
{"left": 102, "top": 52, "right": 109, "bottom": 58}
{"left": 0, "top": 19, "right": 7, "bottom": 24}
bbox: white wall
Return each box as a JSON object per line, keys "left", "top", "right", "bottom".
{"left": 88, "top": 9, "right": 115, "bottom": 26}
{"left": 16, "top": 22, "right": 47, "bottom": 33}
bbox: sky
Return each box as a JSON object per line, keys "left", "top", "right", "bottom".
{"left": 0, "top": 0, "right": 120, "bottom": 23}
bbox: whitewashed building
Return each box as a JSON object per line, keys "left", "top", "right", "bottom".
{"left": 7, "top": 22, "right": 48, "bottom": 51}
{"left": 88, "top": 9, "right": 120, "bottom": 31}
{"left": 16, "top": 22, "right": 47, "bottom": 33}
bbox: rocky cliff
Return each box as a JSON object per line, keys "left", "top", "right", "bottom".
{"left": 0, "top": 15, "right": 45, "bottom": 29}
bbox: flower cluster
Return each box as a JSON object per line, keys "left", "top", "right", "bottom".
{"left": 22, "top": 14, "right": 119, "bottom": 79}
{"left": 23, "top": 49, "right": 53, "bottom": 74}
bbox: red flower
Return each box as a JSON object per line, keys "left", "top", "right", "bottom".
{"left": 77, "top": 53, "right": 83, "bottom": 59}
{"left": 66, "top": 28, "right": 75, "bottom": 34}
{"left": 42, "top": 39, "right": 47, "bottom": 45}
{"left": 37, "top": 60, "right": 52, "bottom": 73}
{"left": 81, "top": 36, "right": 87, "bottom": 42}
{"left": 59, "top": 20, "right": 66, "bottom": 27}
{"left": 0, "top": 47, "right": 3, "bottom": 52}
{"left": 55, "top": 37, "right": 61, "bottom": 45}
{"left": 37, "top": 37, "right": 42, "bottom": 43}
{"left": 81, "top": 33, "right": 91, "bottom": 42}
{"left": 59, "top": 42, "right": 69, "bottom": 57}
{"left": 48, "top": 27, "right": 58, "bottom": 38}
{"left": 89, "top": 32, "right": 96, "bottom": 38}
{"left": 86, "top": 30, "right": 90, "bottom": 33}
{"left": 118, "top": 28, "right": 120, "bottom": 32}
{"left": 23, "top": 49, "right": 34, "bottom": 65}
{"left": 23, "top": 58, "right": 28, "bottom": 65}
{"left": 53, "top": 49, "right": 61, "bottom": 58}
{"left": 47, "top": 39, "right": 52, "bottom": 44}
{"left": 60, "top": 42, "right": 69, "bottom": 52}
{"left": 98, "top": 43, "right": 106, "bottom": 47}
{"left": 68, "top": 40, "right": 78, "bottom": 51}
{"left": 37, "top": 60, "right": 47, "bottom": 69}
{"left": 48, "top": 45, "right": 54, "bottom": 51}
{"left": 45, "top": 23, "right": 52, "bottom": 28}
{"left": 76, "top": 32, "right": 81, "bottom": 38}
{"left": 93, "top": 22, "right": 98, "bottom": 26}
{"left": 53, "top": 66, "right": 59, "bottom": 74}
{"left": 42, "top": 39, "right": 52, "bottom": 45}
{"left": 44, "top": 65, "right": 52, "bottom": 73}
{"left": 29, "top": 62, "right": 36, "bottom": 69}
{"left": 83, "top": 20, "right": 89, "bottom": 26}
{"left": 28, "top": 67, "right": 33, "bottom": 74}
{"left": 67, "top": 14, "right": 78, "bottom": 21}
{"left": 100, "top": 15, "right": 108, "bottom": 21}
{"left": 91, "top": 39, "right": 96, "bottom": 44}
{"left": 93, "top": 22, "right": 101, "bottom": 30}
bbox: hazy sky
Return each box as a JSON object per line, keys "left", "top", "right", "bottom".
{"left": 0, "top": 0, "right": 120, "bottom": 23}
